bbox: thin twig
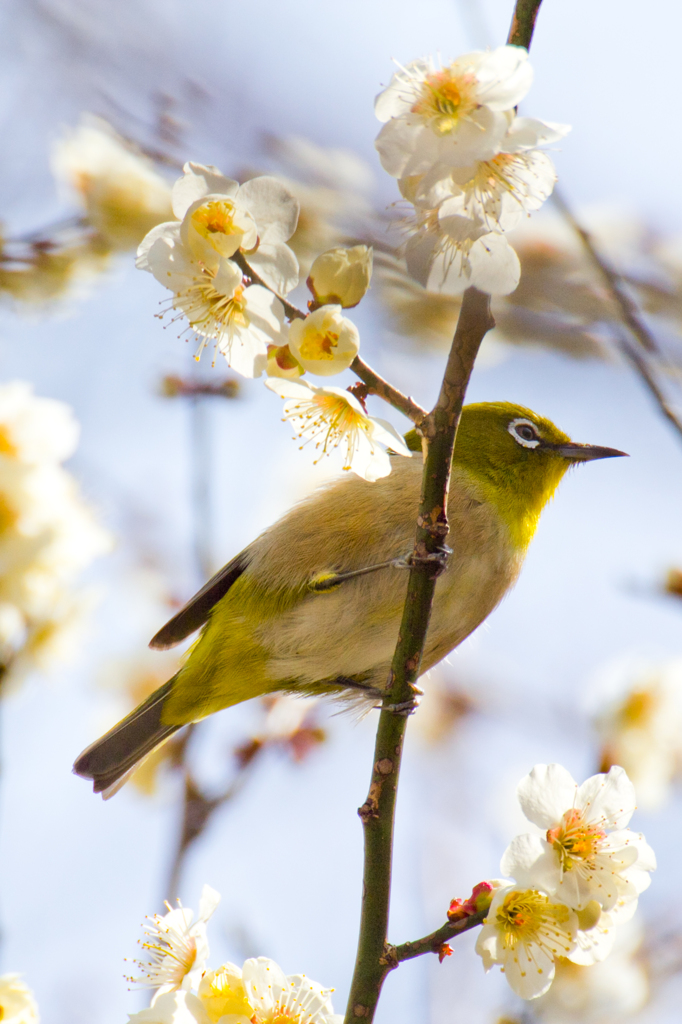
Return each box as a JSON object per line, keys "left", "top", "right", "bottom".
{"left": 394, "top": 909, "right": 489, "bottom": 964}
{"left": 550, "top": 189, "right": 682, "bottom": 440}
{"left": 232, "top": 250, "right": 305, "bottom": 321}
{"left": 351, "top": 358, "right": 427, "bottom": 426}
{"left": 551, "top": 188, "right": 659, "bottom": 355}
{"left": 165, "top": 755, "right": 259, "bottom": 902}
{"left": 616, "top": 335, "right": 682, "bottom": 442}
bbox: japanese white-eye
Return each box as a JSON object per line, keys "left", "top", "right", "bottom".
{"left": 74, "top": 401, "right": 626, "bottom": 796}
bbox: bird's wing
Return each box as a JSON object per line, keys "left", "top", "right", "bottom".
{"left": 149, "top": 551, "right": 251, "bottom": 650}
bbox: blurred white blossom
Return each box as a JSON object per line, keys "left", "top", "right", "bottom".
{"left": 596, "top": 660, "right": 682, "bottom": 810}
{"left": 0, "top": 974, "right": 39, "bottom": 1024}
{"left": 51, "top": 115, "right": 173, "bottom": 250}
{"left": 0, "top": 382, "right": 110, "bottom": 688}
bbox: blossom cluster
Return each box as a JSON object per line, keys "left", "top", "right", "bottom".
{"left": 0, "top": 382, "right": 110, "bottom": 688}
{"left": 375, "top": 47, "right": 569, "bottom": 296}
{"left": 127, "top": 885, "right": 342, "bottom": 1024}
{"left": 475, "top": 764, "right": 655, "bottom": 1000}
{"left": 131, "top": 46, "right": 569, "bottom": 480}
{"left": 136, "top": 161, "right": 410, "bottom": 480}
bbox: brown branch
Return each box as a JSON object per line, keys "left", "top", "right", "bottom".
{"left": 507, "top": 0, "right": 544, "bottom": 48}
{"left": 343, "top": 289, "right": 495, "bottom": 1024}
{"left": 232, "top": 250, "right": 305, "bottom": 322}
{"left": 351, "top": 357, "right": 427, "bottom": 426}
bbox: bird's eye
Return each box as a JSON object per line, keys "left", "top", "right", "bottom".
{"left": 508, "top": 418, "right": 541, "bottom": 449}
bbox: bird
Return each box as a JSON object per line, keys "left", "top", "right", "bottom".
{"left": 74, "top": 401, "right": 626, "bottom": 797}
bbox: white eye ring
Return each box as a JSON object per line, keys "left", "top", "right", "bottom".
{"left": 508, "top": 418, "right": 541, "bottom": 449}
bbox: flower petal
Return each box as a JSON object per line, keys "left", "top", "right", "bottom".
{"left": 517, "top": 764, "right": 579, "bottom": 828}
{"left": 577, "top": 766, "right": 636, "bottom": 830}
{"left": 248, "top": 242, "right": 300, "bottom": 295}
{"left": 172, "top": 163, "right": 238, "bottom": 219}
{"left": 238, "top": 177, "right": 299, "bottom": 244}
{"left": 504, "top": 117, "right": 571, "bottom": 152}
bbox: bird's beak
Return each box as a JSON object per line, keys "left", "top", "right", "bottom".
{"left": 548, "top": 442, "right": 629, "bottom": 462}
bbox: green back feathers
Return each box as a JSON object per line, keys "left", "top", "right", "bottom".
{"left": 404, "top": 402, "right": 574, "bottom": 551}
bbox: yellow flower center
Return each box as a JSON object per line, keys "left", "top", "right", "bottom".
{"left": 497, "top": 890, "right": 570, "bottom": 950}
{"left": 176, "top": 277, "right": 250, "bottom": 340}
{"left": 547, "top": 808, "right": 606, "bottom": 869}
{"left": 412, "top": 68, "right": 478, "bottom": 136}
{"left": 298, "top": 329, "right": 339, "bottom": 361}
{"left": 200, "top": 967, "right": 252, "bottom": 1022}
{"left": 192, "top": 200, "right": 241, "bottom": 244}
{"left": 284, "top": 391, "right": 370, "bottom": 469}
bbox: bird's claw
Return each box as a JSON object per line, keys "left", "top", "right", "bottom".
{"left": 383, "top": 694, "right": 422, "bottom": 716}
{"left": 392, "top": 546, "right": 452, "bottom": 578}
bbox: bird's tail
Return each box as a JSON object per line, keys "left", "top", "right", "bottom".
{"left": 73, "top": 675, "right": 182, "bottom": 799}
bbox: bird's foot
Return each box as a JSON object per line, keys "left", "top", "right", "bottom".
{"left": 392, "top": 545, "right": 452, "bottom": 578}
{"left": 383, "top": 687, "right": 423, "bottom": 716}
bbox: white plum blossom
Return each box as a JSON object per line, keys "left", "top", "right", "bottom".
{"left": 501, "top": 765, "right": 655, "bottom": 914}
{"left": 405, "top": 117, "right": 571, "bottom": 232}
{"left": 128, "top": 885, "right": 220, "bottom": 996}
{"left": 375, "top": 47, "right": 533, "bottom": 178}
{"left": 533, "top": 918, "right": 649, "bottom": 1023}
{"left": 240, "top": 957, "right": 343, "bottom": 1024}
{"left": 137, "top": 224, "right": 287, "bottom": 378}
{"left": 169, "top": 162, "right": 300, "bottom": 294}
{"left": 0, "top": 974, "right": 39, "bottom": 1024}
{"left": 288, "top": 306, "right": 360, "bottom": 376}
{"left": 264, "top": 378, "right": 411, "bottom": 481}
{"left": 403, "top": 199, "right": 521, "bottom": 296}
{"left": 128, "top": 991, "right": 208, "bottom": 1024}
{"left": 475, "top": 885, "right": 579, "bottom": 999}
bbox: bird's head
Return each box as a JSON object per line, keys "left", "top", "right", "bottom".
{"left": 405, "top": 401, "right": 627, "bottom": 550}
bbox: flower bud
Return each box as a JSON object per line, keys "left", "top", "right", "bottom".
{"left": 307, "top": 245, "right": 373, "bottom": 309}
{"left": 288, "top": 305, "right": 359, "bottom": 377}
{"left": 266, "top": 344, "right": 304, "bottom": 380}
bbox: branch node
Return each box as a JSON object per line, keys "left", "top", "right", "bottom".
{"left": 378, "top": 943, "right": 399, "bottom": 970}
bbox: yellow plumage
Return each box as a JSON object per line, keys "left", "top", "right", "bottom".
{"left": 74, "top": 401, "right": 625, "bottom": 795}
